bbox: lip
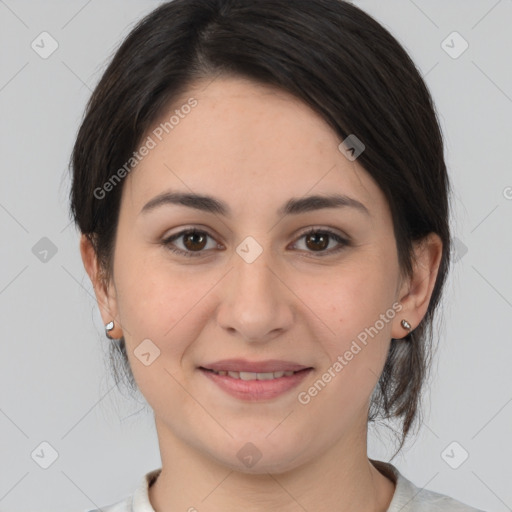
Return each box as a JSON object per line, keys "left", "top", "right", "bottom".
{"left": 199, "top": 367, "right": 313, "bottom": 401}
{"left": 200, "top": 359, "right": 312, "bottom": 373}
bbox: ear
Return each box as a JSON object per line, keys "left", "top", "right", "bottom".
{"left": 79, "top": 234, "right": 123, "bottom": 339}
{"left": 391, "top": 233, "right": 443, "bottom": 339}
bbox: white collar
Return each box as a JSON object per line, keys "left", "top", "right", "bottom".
{"left": 126, "top": 460, "right": 479, "bottom": 512}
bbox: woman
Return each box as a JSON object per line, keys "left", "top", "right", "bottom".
{"left": 70, "top": 0, "right": 486, "bottom": 510}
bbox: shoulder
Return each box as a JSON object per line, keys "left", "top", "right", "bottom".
{"left": 403, "top": 484, "right": 487, "bottom": 512}
{"left": 83, "top": 467, "right": 161, "bottom": 512}
{"left": 84, "top": 496, "right": 131, "bottom": 512}
{"left": 370, "top": 459, "right": 487, "bottom": 512}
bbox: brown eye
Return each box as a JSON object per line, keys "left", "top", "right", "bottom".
{"left": 182, "top": 231, "right": 208, "bottom": 251}
{"left": 304, "top": 232, "right": 329, "bottom": 251}
{"left": 162, "top": 229, "right": 217, "bottom": 257}
{"left": 293, "top": 228, "right": 350, "bottom": 256}
{"left": 162, "top": 227, "right": 349, "bottom": 259}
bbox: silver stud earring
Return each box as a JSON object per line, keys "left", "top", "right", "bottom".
{"left": 401, "top": 319, "right": 412, "bottom": 332}
{"left": 105, "top": 320, "right": 115, "bottom": 339}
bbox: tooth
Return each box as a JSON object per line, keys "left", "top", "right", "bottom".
{"left": 256, "top": 372, "right": 275, "bottom": 380}
{"left": 239, "top": 372, "right": 258, "bottom": 380}
{"left": 218, "top": 370, "right": 297, "bottom": 379}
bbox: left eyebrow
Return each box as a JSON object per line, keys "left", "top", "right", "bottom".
{"left": 139, "top": 191, "right": 370, "bottom": 218}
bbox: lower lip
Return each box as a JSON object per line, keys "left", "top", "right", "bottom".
{"left": 199, "top": 368, "right": 313, "bottom": 401}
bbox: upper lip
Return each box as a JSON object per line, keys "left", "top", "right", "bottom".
{"left": 200, "top": 359, "right": 312, "bottom": 373}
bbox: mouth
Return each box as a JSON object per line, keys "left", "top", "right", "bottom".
{"left": 199, "top": 367, "right": 311, "bottom": 380}
{"left": 198, "top": 364, "right": 314, "bottom": 401}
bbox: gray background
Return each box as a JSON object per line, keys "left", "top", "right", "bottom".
{"left": 1, "top": 1, "right": 511, "bottom": 511}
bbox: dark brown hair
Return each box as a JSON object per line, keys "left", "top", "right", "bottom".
{"left": 69, "top": 0, "right": 452, "bottom": 455}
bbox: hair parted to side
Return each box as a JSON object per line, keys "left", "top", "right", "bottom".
{"left": 69, "top": 0, "right": 452, "bottom": 456}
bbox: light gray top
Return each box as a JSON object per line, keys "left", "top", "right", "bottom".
{"left": 85, "top": 459, "right": 486, "bottom": 512}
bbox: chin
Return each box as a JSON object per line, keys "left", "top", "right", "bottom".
{"left": 206, "top": 439, "right": 309, "bottom": 476}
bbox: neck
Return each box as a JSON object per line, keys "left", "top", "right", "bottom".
{"left": 148, "top": 420, "right": 396, "bottom": 512}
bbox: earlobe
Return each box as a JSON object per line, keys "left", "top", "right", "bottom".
{"left": 392, "top": 233, "right": 443, "bottom": 339}
{"left": 79, "top": 234, "right": 120, "bottom": 334}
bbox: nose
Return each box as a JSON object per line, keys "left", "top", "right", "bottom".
{"left": 215, "top": 243, "right": 294, "bottom": 343}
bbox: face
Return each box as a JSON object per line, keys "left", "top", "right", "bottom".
{"left": 87, "top": 76, "right": 416, "bottom": 473}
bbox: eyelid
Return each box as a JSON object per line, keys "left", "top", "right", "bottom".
{"left": 293, "top": 225, "right": 349, "bottom": 242}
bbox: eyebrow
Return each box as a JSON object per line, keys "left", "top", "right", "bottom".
{"left": 140, "top": 190, "right": 370, "bottom": 217}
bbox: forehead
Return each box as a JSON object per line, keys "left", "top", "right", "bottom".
{"left": 122, "top": 76, "right": 387, "bottom": 221}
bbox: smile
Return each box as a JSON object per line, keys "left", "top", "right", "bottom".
{"left": 199, "top": 367, "right": 313, "bottom": 401}
{"left": 202, "top": 368, "right": 302, "bottom": 380}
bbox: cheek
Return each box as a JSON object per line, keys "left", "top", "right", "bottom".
{"left": 310, "top": 254, "right": 397, "bottom": 388}
{"left": 112, "top": 254, "right": 210, "bottom": 408}
{"left": 323, "top": 257, "right": 396, "bottom": 332}
{"left": 113, "top": 248, "right": 217, "bottom": 358}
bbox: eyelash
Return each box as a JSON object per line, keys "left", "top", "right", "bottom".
{"left": 161, "top": 227, "right": 350, "bottom": 258}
